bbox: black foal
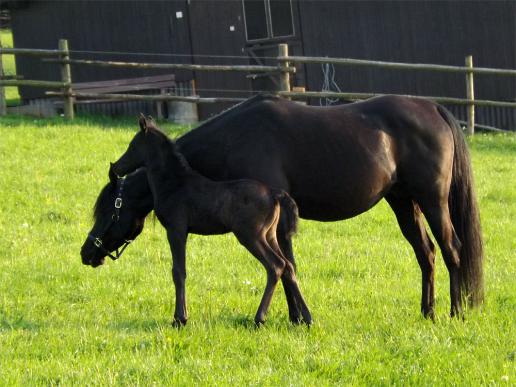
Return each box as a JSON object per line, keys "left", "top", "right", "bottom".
{"left": 111, "top": 116, "right": 311, "bottom": 326}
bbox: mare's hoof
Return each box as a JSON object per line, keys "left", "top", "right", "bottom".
{"left": 254, "top": 319, "right": 266, "bottom": 328}
{"left": 172, "top": 318, "right": 188, "bottom": 328}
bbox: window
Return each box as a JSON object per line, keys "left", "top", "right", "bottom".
{"left": 243, "top": 0, "right": 295, "bottom": 41}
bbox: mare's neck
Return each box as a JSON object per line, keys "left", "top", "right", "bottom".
{"left": 125, "top": 169, "right": 154, "bottom": 217}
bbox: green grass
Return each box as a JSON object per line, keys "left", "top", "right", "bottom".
{"left": 0, "top": 115, "right": 515, "bottom": 385}
{"left": 1, "top": 29, "right": 21, "bottom": 106}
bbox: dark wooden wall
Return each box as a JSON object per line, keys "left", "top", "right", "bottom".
{"left": 10, "top": 0, "right": 194, "bottom": 100}
{"left": 297, "top": 0, "right": 516, "bottom": 101}
{"left": 187, "top": 0, "right": 251, "bottom": 117}
{"left": 8, "top": 0, "right": 516, "bottom": 126}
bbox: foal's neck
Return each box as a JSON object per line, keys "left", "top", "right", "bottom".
{"left": 144, "top": 134, "right": 197, "bottom": 192}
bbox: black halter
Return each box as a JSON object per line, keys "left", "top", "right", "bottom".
{"left": 87, "top": 177, "right": 132, "bottom": 260}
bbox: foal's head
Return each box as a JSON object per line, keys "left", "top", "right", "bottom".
{"left": 111, "top": 114, "right": 189, "bottom": 179}
{"left": 110, "top": 115, "right": 159, "bottom": 177}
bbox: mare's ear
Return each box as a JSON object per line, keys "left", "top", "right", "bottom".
{"left": 108, "top": 162, "right": 118, "bottom": 184}
{"left": 138, "top": 113, "right": 147, "bottom": 132}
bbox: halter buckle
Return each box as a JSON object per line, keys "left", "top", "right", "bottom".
{"left": 94, "top": 238, "right": 103, "bottom": 248}
{"left": 114, "top": 198, "right": 123, "bottom": 208}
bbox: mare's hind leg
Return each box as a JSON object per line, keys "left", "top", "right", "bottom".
{"left": 236, "top": 233, "right": 286, "bottom": 325}
{"left": 267, "top": 230, "right": 312, "bottom": 325}
{"left": 419, "top": 200, "right": 463, "bottom": 317}
{"left": 277, "top": 216, "right": 302, "bottom": 323}
{"left": 386, "top": 194, "right": 436, "bottom": 319}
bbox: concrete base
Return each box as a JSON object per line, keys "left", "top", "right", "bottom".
{"left": 167, "top": 101, "right": 198, "bottom": 124}
{"left": 8, "top": 99, "right": 57, "bottom": 118}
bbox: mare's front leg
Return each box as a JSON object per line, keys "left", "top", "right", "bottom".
{"left": 167, "top": 228, "right": 189, "bottom": 326}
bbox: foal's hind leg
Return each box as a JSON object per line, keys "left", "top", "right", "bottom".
{"left": 267, "top": 231, "right": 312, "bottom": 325}
{"left": 419, "top": 201, "right": 463, "bottom": 317}
{"left": 236, "top": 233, "right": 286, "bottom": 325}
{"left": 277, "top": 215, "right": 302, "bottom": 323}
{"left": 386, "top": 194, "right": 436, "bottom": 319}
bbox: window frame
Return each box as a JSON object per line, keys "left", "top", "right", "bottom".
{"left": 242, "top": 0, "right": 295, "bottom": 43}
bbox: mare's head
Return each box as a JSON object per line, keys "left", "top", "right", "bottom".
{"left": 80, "top": 167, "right": 152, "bottom": 267}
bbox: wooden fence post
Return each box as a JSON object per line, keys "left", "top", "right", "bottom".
{"left": 278, "top": 44, "right": 291, "bottom": 94}
{"left": 0, "top": 40, "right": 6, "bottom": 116}
{"left": 465, "top": 55, "right": 475, "bottom": 135}
{"left": 59, "top": 39, "right": 74, "bottom": 119}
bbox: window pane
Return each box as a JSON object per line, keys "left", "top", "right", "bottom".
{"left": 243, "top": 0, "right": 268, "bottom": 40}
{"left": 270, "top": 0, "right": 294, "bottom": 37}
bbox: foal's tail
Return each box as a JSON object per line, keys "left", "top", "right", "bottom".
{"left": 438, "top": 105, "right": 484, "bottom": 307}
{"left": 272, "top": 189, "right": 299, "bottom": 238}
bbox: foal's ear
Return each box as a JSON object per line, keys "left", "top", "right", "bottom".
{"left": 108, "top": 162, "right": 118, "bottom": 184}
{"left": 146, "top": 115, "right": 156, "bottom": 128}
{"left": 138, "top": 113, "right": 148, "bottom": 132}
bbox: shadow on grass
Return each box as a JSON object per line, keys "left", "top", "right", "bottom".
{"left": 109, "top": 318, "right": 171, "bottom": 332}
{"left": 0, "top": 315, "right": 40, "bottom": 332}
{"left": 217, "top": 312, "right": 300, "bottom": 331}
{"left": 0, "top": 113, "right": 193, "bottom": 136}
{"left": 221, "top": 313, "right": 258, "bottom": 330}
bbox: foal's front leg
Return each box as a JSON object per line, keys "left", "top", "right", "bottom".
{"left": 167, "top": 228, "right": 189, "bottom": 326}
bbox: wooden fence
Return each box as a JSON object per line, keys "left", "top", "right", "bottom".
{"left": 1, "top": 40, "right": 516, "bottom": 134}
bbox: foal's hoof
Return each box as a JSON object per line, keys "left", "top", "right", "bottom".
{"left": 254, "top": 319, "right": 266, "bottom": 328}
{"left": 303, "top": 316, "right": 312, "bottom": 327}
{"left": 172, "top": 318, "right": 188, "bottom": 328}
{"left": 450, "top": 310, "right": 465, "bottom": 321}
{"left": 289, "top": 315, "right": 303, "bottom": 325}
{"left": 422, "top": 309, "right": 435, "bottom": 322}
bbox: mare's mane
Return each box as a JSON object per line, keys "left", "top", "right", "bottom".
{"left": 92, "top": 183, "right": 114, "bottom": 220}
{"left": 185, "top": 93, "right": 279, "bottom": 135}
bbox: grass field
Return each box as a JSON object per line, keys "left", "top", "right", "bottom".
{"left": 0, "top": 115, "right": 515, "bottom": 385}
{"left": 0, "top": 29, "right": 21, "bottom": 106}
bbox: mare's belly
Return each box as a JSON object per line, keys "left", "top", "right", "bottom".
{"left": 294, "top": 191, "right": 385, "bottom": 221}
{"left": 289, "top": 158, "right": 394, "bottom": 221}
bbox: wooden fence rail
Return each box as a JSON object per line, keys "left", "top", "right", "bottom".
{"left": 279, "top": 50, "right": 516, "bottom": 134}
{"left": 279, "top": 55, "right": 516, "bottom": 77}
{"left": 44, "top": 58, "right": 296, "bottom": 73}
{"left": 1, "top": 39, "right": 515, "bottom": 133}
{"left": 0, "top": 47, "right": 67, "bottom": 56}
{"left": 0, "top": 42, "right": 72, "bottom": 117}
{"left": 45, "top": 91, "right": 244, "bottom": 104}
{"left": 278, "top": 91, "right": 516, "bottom": 108}
{"left": 0, "top": 79, "right": 70, "bottom": 88}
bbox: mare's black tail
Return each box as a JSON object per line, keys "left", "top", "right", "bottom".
{"left": 437, "top": 105, "right": 484, "bottom": 307}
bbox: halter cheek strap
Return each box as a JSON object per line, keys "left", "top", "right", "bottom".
{"left": 86, "top": 233, "right": 131, "bottom": 261}
{"left": 89, "top": 177, "right": 133, "bottom": 261}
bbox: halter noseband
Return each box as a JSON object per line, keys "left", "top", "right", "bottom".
{"left": 88, "top": 177, "right": 132, "bottom": 261}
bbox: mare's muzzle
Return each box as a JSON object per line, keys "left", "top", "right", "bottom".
{"left": 82, "top": 177, "right": 132, "bottom": 266}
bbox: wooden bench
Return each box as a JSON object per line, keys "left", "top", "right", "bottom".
{"left": 71, "top": 74, "right": 176, "bottom": 118}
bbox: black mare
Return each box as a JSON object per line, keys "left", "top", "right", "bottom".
{"left": 82, "top": 94, "right": 483, "bottom": 320}
{"left": 110, "top": 116, "right": 311, "bottom": 325}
